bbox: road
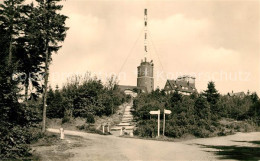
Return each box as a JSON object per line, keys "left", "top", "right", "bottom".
{"left": 47, "top": 128, "right": 260, "bottom": 161}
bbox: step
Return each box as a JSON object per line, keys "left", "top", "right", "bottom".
{"left": 122, "top": 117, "right": 133, "bottom": 120}
{"left": 121, "top": 117, "right": 133, "bottom": 120}
{"left": 122, "top": 117, "right": 133, "bottom": 119}
{"left": 123, "top": 115, "right": 133, "bottom": 117}
{"left": 110, "top": 126, "right": 135, "bottom": 131}
{"left": 121, "top": 120, "right": 134, "bottom": 123}
{"left": 121, "top": 120, "right": 133, "bottom": 123}
{"left": 117, "top": 123, "right": 132, "bottom": 126}
{"left": 110, "top": 129, "right": 133, "bottom": 136}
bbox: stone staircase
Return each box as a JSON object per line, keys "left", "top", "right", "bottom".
{"left": 110, "top": 104, "right": 135, "bottom": 135}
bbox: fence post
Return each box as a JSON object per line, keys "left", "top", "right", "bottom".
{"left": 60, "top": 128, "right": 64, "bottom": 140}
{"left": 120, "top": 127, "right": 123, "bottom": 136}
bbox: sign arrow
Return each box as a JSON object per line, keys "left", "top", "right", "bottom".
{"left": 149, "top": 110, "right": 160, "bottom": 115}
{"left": 164, "top": 109, "right": 172, "bottom": 114}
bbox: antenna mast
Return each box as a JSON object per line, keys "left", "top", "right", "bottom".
{"left": 144, "top": 8, "right": 148, "bottom": 60}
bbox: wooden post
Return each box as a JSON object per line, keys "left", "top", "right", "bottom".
{"left": 163, "top": 110, "right": 165, "bottom": 136}
{"left": 60, "top": 128, "right": 64, "bottom": 140}
{"left": 102, "top": 125, "right": 105, "bottom": 134}
{"left": 120, "top": 127, "right": 123, "bottom": 136}
{"left": 158, "top": 110, "right": 160, "bottom": 137}
{"left": 163, "top": 109, "right": 171, "bottom": 137}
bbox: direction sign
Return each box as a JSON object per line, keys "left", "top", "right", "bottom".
{"left": 164, "top": 109, "right": 172, "bottom": 114}
{"left": 149, "top": 110, "right": 160, "bottom": 115}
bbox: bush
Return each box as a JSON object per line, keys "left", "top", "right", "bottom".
{"left": 0, "top": 125, "right": 31, "bottom": 159}
{"left": 47, "top": 75, "right": 128, "bottom": 120}
{"left": 134, "top": 120, "right": 158, "bottom": 138}
{"left": 76, "top": 124, "right": 104, "bottom": 135}
{"left": 86, "top": 113, "right": 95, "bottom": 123}
{"left": 132, "top": 83, "right": 259, "bottom": 139}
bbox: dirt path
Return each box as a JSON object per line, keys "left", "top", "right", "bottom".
{"left": 45, "top": 128, "right": 260, "bottom": 160}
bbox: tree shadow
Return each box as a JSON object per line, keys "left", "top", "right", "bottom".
{"left": 232, "top": 140, "right": 260, "bottom": 146}
{"left": 197, "top": 140, "right": 260, "bottom": 161}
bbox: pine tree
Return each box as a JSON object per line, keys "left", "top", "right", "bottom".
{"left": 203, "top": 81, "right": 220, "bottom": 105}
{"left": 15, "top": 3, "right": 45, "bottom": 101}
{"left": 34, "top": 0, "right": 68, "bottom": 133}
{"left": 0, "top": 0, "right": 25, "bottom": 68}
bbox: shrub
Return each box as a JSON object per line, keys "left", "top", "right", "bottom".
{"left": 86, "top": 113, "right": 95, "bottom": 123}
{"left": 0, "top": 125, "right": 31, "bottom": 159}
{"left": 134, "top": 120, "right": 158, "bottom": 138}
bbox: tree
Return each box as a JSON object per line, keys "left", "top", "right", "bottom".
{"left": 203, "top": 81, "right": 220, "bottom": 105}
{"left": 46, "top": 86, "right": 65, "bottom": 118}
{"left": 15, "top": 3, "right": 45, "bottom": 101}
{"left": 251, "top": 92, "right": 259, "bottom": 103}
{"left": 169, "top": 91, "right": 182, "bottom": 107}
{"left": 1, "top": 1, "right": 45, "bottom": 101}
{"left": 0, "top": 0, "right": 25, "bottom": 66}
{"left": 34, "top": 0, "right": 68, "bottom": 133}
{"left": 194, "top": 96, "right": 211, "bottom": 120}
{"left": 0, "top": 1, "right": 33, "bottom": 158}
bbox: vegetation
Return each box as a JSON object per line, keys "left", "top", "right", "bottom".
{"left": 133, "top": 81, "right": 260, "bottom": 138}
{"left": 0, "top": 0, "right": 259, "bottom": 159}
{"left": 46, "top": 75, "right": 128, "bottom": 124}
{"left": 0, "top": 0, "right": 68, "bottom": 159}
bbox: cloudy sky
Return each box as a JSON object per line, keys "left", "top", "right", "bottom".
{"left": 46, "top": 0, "right": 259, "bottom": 94}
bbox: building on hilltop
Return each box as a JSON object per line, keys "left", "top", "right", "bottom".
{"left": 117, "top": 85, "right": 147, "bottom": 97}
{"left": 228, "top": 91, "right": 246, "bottom": 98}
{"left": 164, "top": 75, "right": 197, "bottom": 95}
{"left": 118, "top": 58, "right": 154, "bottom": 95}
{"left": 137, "top": 58, "right": 154, "bottom": 93}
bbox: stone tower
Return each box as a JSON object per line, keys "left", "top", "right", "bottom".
{"left": 137, "top": 58, "right": 154, "bottom": 93}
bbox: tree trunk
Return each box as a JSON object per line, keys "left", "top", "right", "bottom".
{"left": 24, "top": 72, "right": 29, "bottom": 101}
{"left": 8, "top": 36, "right": 13, "bottom": 67}
{"left": 8, "top": 1, "right": 14, "bottom": 67}
{"left": 7, "top": 1, "right": 14, "bottom": 84}
{"left": 42, "top": 46, "right": 49, "bottom": 133}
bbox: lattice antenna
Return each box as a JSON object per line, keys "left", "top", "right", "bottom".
{"left": 144, "top": 8, "right": 148, "bottom": 60}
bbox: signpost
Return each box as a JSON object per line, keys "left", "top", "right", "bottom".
{"left": 163, "top": 109, "right": 172, "bottom": 136}
{"left": 149, "top": 110, "right": 160, "bottom": 137}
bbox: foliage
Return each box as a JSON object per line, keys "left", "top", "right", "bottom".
{"left": 46, "top": 86, "right": 65, "bottom": 118}
{"left": 0, "top": 66, "right": 41, "bottom": 159}
{"left": 46, "top": 75, "right": 128, "bottom": 123}
{"left": 203, "top": 81, "right": 220, "bottom": 105}
{"left": 133, "top": 81, "right": 260, "bottom": 138}
{"left": 247, "top": 100, "right": 260, "bottom": 125}
{"left": 0, "top": 0, "right": 68, "bottom": 158}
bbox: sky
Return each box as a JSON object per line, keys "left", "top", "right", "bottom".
{"left": 43, "top": 0, "right": 259, "bottom": 95}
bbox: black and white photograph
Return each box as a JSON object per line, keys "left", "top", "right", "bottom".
{"left": 0, "top": 0, "right": 260, "bottom": 160}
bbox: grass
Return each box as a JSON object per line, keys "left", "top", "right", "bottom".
{"left": 46, "top": 103, "right": 128, "bottom": 135}
{"left": 28, "top": 134, "right": 87, "bottom": 161}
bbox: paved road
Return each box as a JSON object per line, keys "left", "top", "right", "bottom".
{"left": 47, "top": 128, "right": 260, "bottom": 161}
